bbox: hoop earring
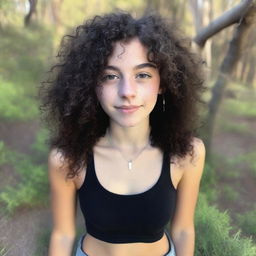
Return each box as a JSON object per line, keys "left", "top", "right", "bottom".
{"left": 162, "top": 94, "right": 165, "bottom": 112}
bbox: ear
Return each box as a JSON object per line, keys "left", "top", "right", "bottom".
{"left": 158, "top": 87, "right": 163, "bottom": 94}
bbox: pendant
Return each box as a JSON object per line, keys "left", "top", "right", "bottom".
{"left": 128, "top": 160, "right": 132, "bottom": 170}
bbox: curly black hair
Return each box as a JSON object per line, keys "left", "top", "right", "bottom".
{"left": 40, "top": 11, "right": 205, "bottom": 178}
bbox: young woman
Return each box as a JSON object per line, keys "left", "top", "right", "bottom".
{"left": 41, "top": 11, "right": 206, "bottom": 256}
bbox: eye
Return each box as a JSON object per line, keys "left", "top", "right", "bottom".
{"left": 102, "top": 74, "right": 119, "bottom": 81}
{"left": 136, "top": 73, "right": 152, "bottom": 79}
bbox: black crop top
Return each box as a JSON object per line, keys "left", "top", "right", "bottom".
{"left": 78, "top": 151, "right": 177, "bottom": 243}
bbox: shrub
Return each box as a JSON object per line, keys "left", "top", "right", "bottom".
{"left": 195, "top": 194, "right": 256, "bottom": 256}
{"left": 237, "top": 208, "right": 256, "bottom": 241}
{"left": 0, "top": 149, "right": 48, "bottom": 214}
{"left": 200, "top": 162, "right": 218, "bottom": 202}
{"left": 31, "top": 128, "right": 49, "bottom": 162}
{"left": 0, "top": 157, "right": 48, "bottom": 213}
{"left": 0, "top": 247, "right": 7, "bottom": 256}
{"left": 0, "top": 76, "right": 38, "bottom": 120}
{"left": 0, "top": 141, "right": 8, "bottom": 165}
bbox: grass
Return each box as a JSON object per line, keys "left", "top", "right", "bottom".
{"left": 221, "top": 84, "right": 256, "bottom": 119}
{"left": 213, "top": 150, "right": 256, "bottom": 179}
{"left": 224, "top": 98, "right": 256, "bottom": 118}
{"left": 219, "top": 120, "right": 254, "bottom": 135}
{"left": 238, "top": 151, "right": 256, "bottom": 178}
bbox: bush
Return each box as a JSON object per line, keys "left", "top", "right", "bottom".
{"left": 31, "top": 128, "right": 49, "bottom": 162}
{"left": 0, "top": 76, "right": 38, "bottom": 120}
{"left": 0, "top": 24, "right": 53, "bottom": 121}
{"left": 0, "top": 142, "right": 48, "bottom": 214}
{"left": 0, "top": 247, "right": 7, "bottom": 256}
{"left": 0, "top": 141, "right": 8, "bottom": 165}
{"left": 0, "top": 155, "right": 48, "bottom": 213}
{"left": 195, "top": 194, "right": 256, "bottom": 256}
{"left": 199, "top": 162, "right": 218, "bottom": 202}
{"left": 237, "top": 208, "right": 256, "bottom": 241}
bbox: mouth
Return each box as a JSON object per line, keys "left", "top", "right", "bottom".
{"left": 115, "top": 105, "right": 141, "bottom": 113}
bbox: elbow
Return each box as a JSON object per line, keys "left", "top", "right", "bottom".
{"left": 51, "top": 230, "right": 76, "bottom": 242}
{"left": 171, "top": 227, "right": 195, "bottom": 242}
{"left": 50, "top": 230, "right": 76, "bottom": 248}
{"left": 49, "top": 231, "right": 76, "bottom": 256}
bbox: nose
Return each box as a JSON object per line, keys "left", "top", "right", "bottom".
{"left": 118, "top": 77, "right": 137, "bottom": 99}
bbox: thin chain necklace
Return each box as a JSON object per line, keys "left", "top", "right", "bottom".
{"left": 107, "top": 131, "right": 149, "bottom": 171}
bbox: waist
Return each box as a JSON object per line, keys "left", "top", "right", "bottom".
{"left": 80, "top": 230, "right": 172, "bottom": 256}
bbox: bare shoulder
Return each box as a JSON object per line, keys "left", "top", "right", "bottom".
{"left": 190, "top": 137, "right": 206, "bottom": 164}
{"left": 48, "top": 148, "right": 76, "bottom": 186}
{"left": 180, "top": 137, "right": 206, "bottom": 179}
{"left": 170, "top": 137, "right": 205, "bottom": 188}
{"left": 48, "top": 148, "right": 69, "bottom": 176}
{"left": 48, "top": 148, "right": 86, "bottom": 189}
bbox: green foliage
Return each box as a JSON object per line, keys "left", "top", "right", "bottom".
{"left": 214, "top": 150, "right": 256, "bottom": 178}
{"left": 211, "top": 153, "right": 241, "bottom": 179}
{"left": 219, "top": 120, "right": 253, "bottom": 135}
{"left": 0, "top": 24, "right": 53, "bottom": 121}
{"left": 0, "top": 128, "right": 50, "bottom": 214}
{"left": 0, "top": 246, "right": 7, "bottom": 256}
{"left": 0, "top": 141, "right": 8, "bottom": 165}
{"left": 34, "top": 227, "right": 51, "bottom": 256}
{"left": 237, "top": 208, "right": 256, "bottom": 241}
{"left": 200, "top": 162, "right": 218, "bottom": 202}
{"left": 0, "top": 76, "right": 38, "bottom": 120}
{"left": 238, "top": 151, "right": 256, "bottom": 178}
{"left": 31, "top": 128, "right": 49, "bottom": 162}
{"left": 221, "top": 185, "right": 239, "bottom": 202}
{"left": 195, "top": 195, "right": 256, "bottom": 256}
{"left": 223, "top": 98, "right": 256, "bottom": 118}
{"left": 0, "top": 153, "right": 48, "bottom": 214}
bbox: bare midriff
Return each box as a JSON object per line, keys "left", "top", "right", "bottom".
{"left": 82, "top": 233, "right": 170, "bottom": 256}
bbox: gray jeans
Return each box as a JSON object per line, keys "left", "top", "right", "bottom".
{"left": 75, "top": 231, "right": 176, "bottom": 256}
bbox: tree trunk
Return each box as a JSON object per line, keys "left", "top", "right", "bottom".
{"left": 239, "top": 52, "right": 250, "bottom": 82}
{"left": 194, "top": 0, "right": 253, "bottom": 48}
{"left": 24, "top": 0, "right": 38, "bottom": 27}
{"left": 203, "top": 4, "right": 256, "bottom": 153}
{"left": 246, "top": 56, "right": 256, "bottom": 86}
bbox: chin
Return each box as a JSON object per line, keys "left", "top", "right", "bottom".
{"left": 113, "top": 117, "right": 149, "bottom": 128}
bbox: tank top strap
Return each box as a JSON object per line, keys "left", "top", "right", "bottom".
{"left": 80, "top": 153, "right": 97, "bottom": 190}
{"left": 160, "top": 150, "right": 175, "bottom": 190}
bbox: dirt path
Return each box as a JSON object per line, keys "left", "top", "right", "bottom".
{"left": 0, "top": 207, "right": 51, "bottom": 256}
{"left": 212, "top": 113, "right": 256, "bottom": 218}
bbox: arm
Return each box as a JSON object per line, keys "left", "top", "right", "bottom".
{"left": 171, "top": 138, "right": 205, "bottom": 256}
{"left": 48, "top": 149, "right": 77, "bottom": 256}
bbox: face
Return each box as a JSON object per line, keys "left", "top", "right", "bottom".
{"left": 96, "top": 38, "right": 161, "bottom": 128}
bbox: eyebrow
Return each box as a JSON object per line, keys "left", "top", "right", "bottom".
{"left": 104, "top": 62, "right": 157, "bottom": 72}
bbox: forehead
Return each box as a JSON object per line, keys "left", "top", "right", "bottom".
{"left": 108, "top": 38, "right": 149, "bottom": 65}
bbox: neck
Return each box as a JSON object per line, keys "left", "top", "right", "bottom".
{"left": 107, "top": 122, "right": 151, "bottom": 151}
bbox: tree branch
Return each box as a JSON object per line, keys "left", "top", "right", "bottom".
{"left": 194, "top": 0, "right": 254, "bottom": 47}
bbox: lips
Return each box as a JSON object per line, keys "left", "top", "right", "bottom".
{"left": 115, "top": 105, "right": 141, "bottom": 113}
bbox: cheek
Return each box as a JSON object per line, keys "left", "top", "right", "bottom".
{"left": 147, "top": 80, "right": 160, "bottom": 100}
{"left": 96, "top": 87, "right": 113, "bottom": 106}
